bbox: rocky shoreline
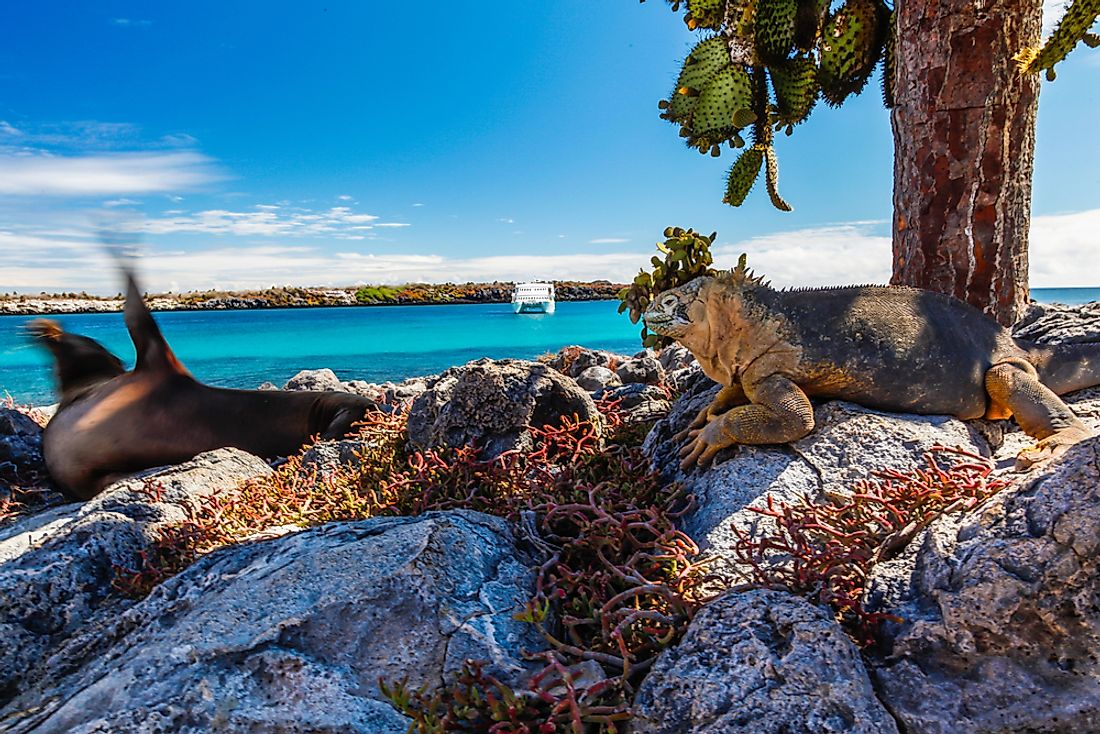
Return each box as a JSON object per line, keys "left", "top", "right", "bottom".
{"left": 0, "top": 280, "right": 625, "bottom": 316}
{"left": 2, "top": 301, "right": 1100, "bottom": 732}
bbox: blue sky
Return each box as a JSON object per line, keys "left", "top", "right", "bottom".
{"left": 0, "top": 1, "right": 1096, "bottom": 294}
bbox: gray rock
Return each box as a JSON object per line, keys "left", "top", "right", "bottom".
{"left": 594, "top": 383, "right": 671, "bottom": 424}
{"left": 665, "top": 363, "right": 704, "bottom": 393}
{"left": 256, "top": 381, "right": 278, "bottom": 391}
{"left": 645, "top": 370, "right": 989, "bottom": 582}
{"left": 1, "top": 511, "right": 541, "bottom": 734}
{"left": 632, "top": 589, "right": 898, "bottom": 734}
{"left": 0, "top": 408, "right": 48, "bottom": 489}
{"left": 657, "top": 344, "right": 695, "bottom": 372}
{"left": 407, "top": 358, "right": 599, "bottom": 458}
{"left": 865, "top": 436, "right": 1100, "bottom": 733}
{"left": 543, "top": 346, "right": 625, "bottom": 378}
{"left": 0, "top": 448, "right": 271, "bottom": 706}
{"left": 1014, "top": 300, "right": 1100, "bottom": 344}
{"left": 615, "top": 355, "right": 665, "bottom": 386}
{"left": 345, "top": 379, "right": 385, "bottom": 400}
{"left": 283, "top": 368, "right": 348, "bottom": 392}
{"left": 299, "top": 438, "right": 375, "bottom": 476}
{"left": 575, "top": 365, "right": 622, "bottom": 391}
{"left": 379, "top": 377, "right": 432, "bottom": 406}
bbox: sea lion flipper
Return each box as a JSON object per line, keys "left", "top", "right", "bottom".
{"left": 123, "top": 267, "right": 191, "bottom": 376}
{"left": 26, "top": 319, "right": 126, "bottom": 405}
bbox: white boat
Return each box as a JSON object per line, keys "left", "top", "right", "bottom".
{"left": 511, "top": 281, "right": 556, "bottom": 314}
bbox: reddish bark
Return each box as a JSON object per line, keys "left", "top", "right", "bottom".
{"left": 890, "top": 0, "right": 1043, "bottom": 325}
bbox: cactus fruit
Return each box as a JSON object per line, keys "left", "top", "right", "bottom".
{"left": 686, "top": 0, "right": 727, "bottom": 30}
{"left": 770, "top": 54, "right": 818, "bottom": 124}
{"left": 763, "top": 145, "right": 792, "bottom": 211}
{"left": 793, "top": 0, "right": 830, "bottom": 52}
{"left": 1014, "top": 0, "right": 1100, "bottom": 80}
{"left": 664, "top": 36, "right": 732, "bottom": 123}
{"left": 724, "top": 145, "right": 765, "bottom": 206}
{"left": 753, "top": 0, "right": 799, "bottom": 64}
{"left": 818, "top": 0, "right": 889, "bottom": 106}
{"left": 692, "top": 66, "right": 755, "bottom": 138}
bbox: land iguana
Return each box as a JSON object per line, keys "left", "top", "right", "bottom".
{"left": 642, "top": 261, "right": 1100, "bottom": 471}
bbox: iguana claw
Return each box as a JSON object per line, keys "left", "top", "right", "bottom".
{"left": 678, "top": 422, "right": 733, "bottom": 471}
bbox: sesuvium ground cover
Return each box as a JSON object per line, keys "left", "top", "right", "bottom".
{"left": 103, "top": 394, "right": 1011, "bottom": 733}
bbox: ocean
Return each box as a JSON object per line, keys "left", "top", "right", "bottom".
{"left": 0, "top": 300, "right": 642, "bottom": 406}
{"left": 2, "top": 288, "right": 1097, "bottom": 407}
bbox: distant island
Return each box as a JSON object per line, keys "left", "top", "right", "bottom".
{"left": 0, "top": 281, "right": 627, "bottom": 316}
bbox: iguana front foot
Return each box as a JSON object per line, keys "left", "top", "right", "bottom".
{"left": 673, "top": 385, "right": 747, "bottom": 443}
{"left": 678, "top": 376, "right": 814, "bottom": 471}
{"left": 679, "top": 420, "right": 736, "bottom": 470}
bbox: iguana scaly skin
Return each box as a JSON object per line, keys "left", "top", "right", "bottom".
{"left": 642, "top": 265, "right": 1100, "bottom": 471}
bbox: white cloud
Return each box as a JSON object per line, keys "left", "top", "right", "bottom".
{"left": 590, "top": 237, "right": 630, "bottom": 244}
{"left": 713, "top": 222, "right": 893, "bottom": 287}
{"left": 1029, "top": 208, "right": 1100, "bottom": 287}
{"left": 337, "top": 194, "right": 354, "bottom": 201}
{"left": 0, "top": 121, "right": 23, "bottom": 137}
{"left": 0, "top": 151, "right": 221, "bottom": 196}
{"left": 112, "top": 18, "right": 153, "bottom": 27}
{"left": 2, "top": 211, "right": 1096, "bottom": 295}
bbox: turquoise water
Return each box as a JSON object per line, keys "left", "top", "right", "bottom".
{"left": 2, "top": 288, "right": 1096, "bottom": 406}
{"left": 0, "top": 301, "right": 642, "bottom": 405}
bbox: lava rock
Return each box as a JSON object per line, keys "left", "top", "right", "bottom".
{"left": 407, "top": 358, "right": 599, "bottom": 459}
{"left": 632, "top": 589, "right": 898, "bottom": 733}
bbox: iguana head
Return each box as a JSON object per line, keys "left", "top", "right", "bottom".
{"left": 643, "top": 256, "right": 772, "bottom": 342}
{"left": 642, "top": 277, "right": 709, "bottom": 339}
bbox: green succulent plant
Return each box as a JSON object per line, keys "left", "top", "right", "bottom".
{"left": 618, "top": 226, "right": 719, "bottom": 348}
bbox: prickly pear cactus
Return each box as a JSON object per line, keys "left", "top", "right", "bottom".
{"left": 618, "top": 227, "right": 718, "bottom": 348}
{"left": 818, "top": 0, "right": 889, "bottom": 106}
{"left": 650, "top": 0, "right": 890, "bottom": 211}
{"left": 1014, "top": 0, "right": 1100, "bottom": 80}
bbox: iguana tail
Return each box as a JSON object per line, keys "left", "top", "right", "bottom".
{"left": 1024, "top": 341, "right": 1100, "bottom": 395}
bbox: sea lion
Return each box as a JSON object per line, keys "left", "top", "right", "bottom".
{"left": 30, "top": 268, "right": 377, "bottom": 500}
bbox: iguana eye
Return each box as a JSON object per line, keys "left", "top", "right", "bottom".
{"left": 662, "top": 295, "right": 677, "bottom": 308}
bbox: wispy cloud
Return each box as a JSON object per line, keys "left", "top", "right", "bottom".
{"left": 0, "top": 151, "right": 222, "bottom": 196}
{"left": 112, "top": 18, "right": 153, "bottom": 28}
{"left": 74, "top": 204, "right": 404, "bottom": 240}
{"left": 589, "top": 237, "right": 629, "bottom": 244}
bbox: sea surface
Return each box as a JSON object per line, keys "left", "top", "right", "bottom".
{"left": 0, "top": 300, "right": 642, "bottom": 406}
{"left": 2, "top": 288, "right": 1096, "bottom": 407}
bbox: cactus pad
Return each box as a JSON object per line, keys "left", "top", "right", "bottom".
{"left": 880, "top": 10, "right": 896, "bottom": 107}
{"left": 770, "top": 54, "right": 818, "bottom": 124}
{"left": 793, "top": 0, "right": 831, "bottom": 51}
{"left": 724, "top": 145, "right": 765, "bottom": 206}
{"left": 819, "top": 0, "right": 888, "bottom": 106}
{"left": 664, "top": 36, "right": 732, "bottom": 123}
{"left": 754, "top": 0, "right": 799, "bottom": 63}
{"left": 692, "top": 66, "right": 755, "bottom": 137}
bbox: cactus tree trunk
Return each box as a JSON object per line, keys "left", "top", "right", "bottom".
{"left": 890, "top": 0, "right": 1043, "bottom": 326}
